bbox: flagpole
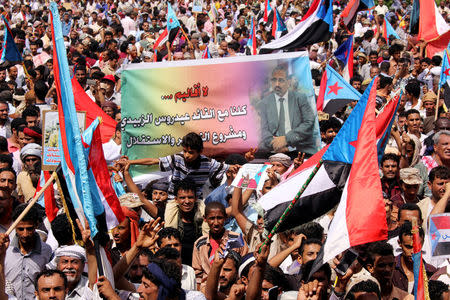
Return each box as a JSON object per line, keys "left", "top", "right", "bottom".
{"left": 6, "top": 172, "right": 58, "bottom": 235}
{"left": 214, "top": 18, "right": 217, "bottom": 44}
{"left": 259, "top": 159, "right": 324, "bottom": 251}
{"left": 179, "top": 26, "right": 193, "bottom": 49}
{"left": 435, "top": 88, "right": 441, "bottom": 121}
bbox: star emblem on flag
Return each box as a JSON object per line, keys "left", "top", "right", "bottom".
{"left": 444, "top": 68, "right": 450, "bottom": 76}
{"left": 327, "top": 82, "right": 343, "bottom": 95}
{"left": 349, "top": 140, "right": 357, "bottom": 148}
{"left": 169, "top": 18, "right": 173, "bottom": 23}
{"left": 432, "top": 232, "right": 437, "bottom": 240}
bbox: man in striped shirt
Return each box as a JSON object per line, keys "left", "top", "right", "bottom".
{"left": 127, "top": 132, "right": 240, "bottom": 199}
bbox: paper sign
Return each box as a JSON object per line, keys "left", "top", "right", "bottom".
{"left": 231, "top": 164, "right": 270, "bottom": 190}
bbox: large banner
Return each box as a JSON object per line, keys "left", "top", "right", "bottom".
{"left": 121, "top": 52, "right": 320, "bottom": 176}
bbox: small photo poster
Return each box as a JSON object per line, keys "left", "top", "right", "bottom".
{"left": 429, "top": 213, "right": 450, "bottom": 259}
{"left": 192, "top": 0, "right": 203, "bottom": 13}
{"left": 42, "top": 110, "right": 86, "bottom": 170}
{"left": 231, "top": 164, "right": 271, "bottom": 190}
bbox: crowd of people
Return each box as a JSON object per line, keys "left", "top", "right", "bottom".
{"left": 0, "top": 0, "right": 448, "bottom": 299}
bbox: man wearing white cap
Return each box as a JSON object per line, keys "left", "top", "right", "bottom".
{"left": 54, "top": 245, "right": 94, "bottom": 300}
{"left": 17, "top": 143, "right": 41, "bottom": 203}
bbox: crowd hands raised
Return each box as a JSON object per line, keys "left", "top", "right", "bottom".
{"left": 0, "top": 126, "right": 447, "bottom": 299}
{"left": 0, "top": 0, "right": 448, "bottom": 298}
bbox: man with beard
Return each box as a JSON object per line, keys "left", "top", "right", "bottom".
{"left": 205, "top": 249, "right": 241, "bottom": 299}
{"left": 16, "top": 143, "right": 41, "bottom": 202}
{"left": 5, "top": 204, "right": 52, "bottom": 299}
{"left": 54, "top": 245, "right": 94, "bottom": 299}
{"left": 381, "top": 154, "right": 401, "bottom": 207}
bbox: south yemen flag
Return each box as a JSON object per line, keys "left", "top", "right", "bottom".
{"left": 317, "top": 65, "right": 361, "bottom": 115}
{"left": 260, "top": 79, "right": 379, "bottom": 234}
{"left": 413, "top": 221, "right": 430, "bottom": 300}
{"left": 439, "top": 44, "right": 450, "bottom": 90}
{"left": 50, "top": 2, "right": 99, "bottom": 237}
{"left": 334, "top": 35, "right": 354, "bottom": 81}
{"left": 429, "top": 214, "right": 450, "bottom": 258}
{"left": 382, "top": 16, "right": 400, "bottom": 44}
{"left": 260, "top": 0, "right": 332, "bottom": 53}
{"left": 322, "top": 76, "right": 388, "bottom": 263}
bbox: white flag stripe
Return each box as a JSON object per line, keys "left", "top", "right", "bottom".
{"left": 258, "top": 164, "right": 335, "bottom": 211}
{"left": 435, "top": 4, "right": 450, "bottom": 35}
{"left": 323, "top": 178, "right": 350, "bottom": 263}
{"left": 261, "top": 1, "right": 322, "bottom": 51}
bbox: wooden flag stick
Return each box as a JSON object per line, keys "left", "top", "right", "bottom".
{"left": 435, "top": 88, "right": 441, "bottom": 121}
{"left": 6, "top": 171, "right": 57, "bottom": 235}
{"left": 214, "top": 18, "right": 217, "bottom": 43}
{"left": 179, "top": 26, "right": 193, "bottom": 49}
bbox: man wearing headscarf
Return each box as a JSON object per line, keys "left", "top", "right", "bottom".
{"left": 399, "top": 134, "right": 431, "bottom": 197}
{"left": 17, "top": 143, "right": 41, "bottom": 202}
{"left": 268, "top": 153, "right": 292, "bottom": 176}
{"left": 53, "top": 245, "right": 94, "bottom": 299}
{"left": 111, "top": 205, "right": 140, "bottom": 264}
{"left": 137, "top": 259, "right": 187, "bottom": 300}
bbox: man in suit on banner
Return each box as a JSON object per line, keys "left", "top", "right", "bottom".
{"left": 259, "top": 65, "right": 316, "bottom": 156}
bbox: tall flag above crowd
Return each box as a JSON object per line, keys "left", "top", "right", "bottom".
{"left": 49, "top": 2, "right": 125, "bottom": 238}
{"left": 263, "top": 0, "right": 273, "bottom": 22}
{"left": 0, "top": 16, "right": 23, "bottom": 66}
{"left": 334, "top": 35, "right": 354, "bottom": 81}
{"left": 322, "top": 77, "right": 387, "bottom": 263}
{"left": 152, "top": 3, "right": 181, "bottom": 51}
{"left": 271, "top": 8, "right": 288, "bottom": 39}
{"left": 260, "top": 0, "right": 333, "bottom": 53}
{"left": 382, "top": 17, "right": 400, "bottom": 44}
{"left": 259, "top": 75, "right": 397, "bottom": 234}
{"left": 247, "top": 17, "right": 257, "bottom": 55}
{"left": 439, "top": 43, "right": 450, "bottom": 89}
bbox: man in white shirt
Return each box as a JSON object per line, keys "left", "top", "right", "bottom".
{"left": 121, "top": 11, "right": 137, "bottom": 36}
{"left": 286, "top": 10, "right": 299, "bottom": 32}
{"left": 417, "top": 166, "right": 449, "bottom": 231}
{"left": 374, "top": 0, "right": 389, "bottom": 15}
{"left": 0, "top": 99, "right": 11, "bottom": 139}
{"left": 102, "top": 124, "right": 122, "bottom": 166}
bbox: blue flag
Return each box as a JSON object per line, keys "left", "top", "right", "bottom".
{"left": 167, "top": 3, "right": 180, "bottom": 31}
{"left": 0, "top": 16, "right": 23, "bottom": 65}
{"left": 322, "top": 77, "right": 377, "bottom": 164}
{"left": 50, "top": 2, "right": 99, "bottom": 237}
{"left": 440, "top": 43, "right": 450, "bottom": 89}
{"left": 334, "top": 35, "right": 353, "bottom": 65}
{"left": 317, "top": 65, "right": 361, "bottom": 115}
